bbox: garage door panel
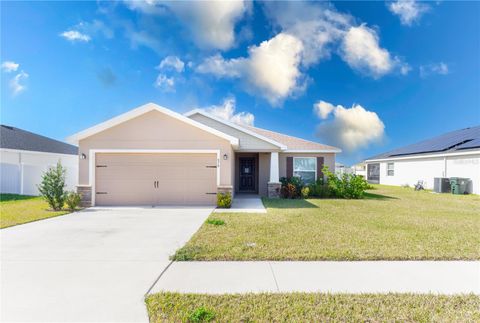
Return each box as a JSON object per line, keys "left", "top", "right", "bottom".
{"left": 95, "top": 153, "right": 217, "bottom": 206}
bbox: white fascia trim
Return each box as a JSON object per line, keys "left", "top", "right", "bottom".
{"left": 88, "top": 149, "right": 221, "bottom": 206}
{"left": 283, "top": 149, "right": 342, "bottom": 153}
{"left": 0, "top": 148, "right": 78, "bottom": 158}
{"left": 185, "top": 109, "right": 288, "bottom": 150}
{"left": 365, "top": 149, "right": 480, "bottom": 163}
{"left": 67, "top": 103, "right": 239, "bottom": 148}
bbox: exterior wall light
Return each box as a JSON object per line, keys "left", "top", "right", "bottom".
{"left": 80, "top": 153, "right": 87, "bottom": 160}
{"left": 223, "top": 154, "right": 228, "bottom": 160}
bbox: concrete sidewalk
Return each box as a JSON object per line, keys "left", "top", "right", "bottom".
{"left": 150, "top": 261, "right": 480, "bottom": 295}
{"left": 214, "top": 195, "right": 266, "bottom": 213}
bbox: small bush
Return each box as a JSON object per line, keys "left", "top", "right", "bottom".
{"left": 281, "top": 183, "right": 297, "bottom": 199}
{"left": 170, "top": 246, "right": 202, "bottom": 261}
{"left": 206, "top": 218, "right": 225, "bottom": 226}
{"left": 300, "top": 186, "right": 310, "bottom": 199}
{"left": 323, "top": 166, "right": 370, "bottom": 199}
{"left": 217, "top": 192, "right": 232, "bottom": 208}
{"left": 37, "top": 161, "right": 66, "bottom": 211}
{"left": 188, "top": 307, "right": 215, "bottom": 322}
{"left": 65, "top": 191, "right": 81, "bottom": 211}
{"left": 308, "top": 178, "right": 332, "bottom": 198}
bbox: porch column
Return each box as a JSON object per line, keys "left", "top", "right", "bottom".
{"left": 268, "top": 152, "right": 281, "bottom": 198}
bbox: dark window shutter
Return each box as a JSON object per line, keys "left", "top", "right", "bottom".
{"left": 286, "top": 157, "right": 293, "bottom": 178}
{"left": 317, "top": 157, "right": 324, "bottom": 180}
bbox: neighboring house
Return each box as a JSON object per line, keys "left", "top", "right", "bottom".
{"left": 0, "top": 125, "right": 78, "bottom": 195}
{"left": 352, "top": 162, "right": 367, "bottom": 178}
{"left": 335, "top": 162, "right": 353, "bottom": 176}
{"left": 365, "top": 126, "right": 480, "bottom": 194}
{"left": 67, "top": 103, "right": 341, "bottom": 206}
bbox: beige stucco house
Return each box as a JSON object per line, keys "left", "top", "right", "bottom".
{"left": 67, "top": 103, "right": 341, "bottom": 206}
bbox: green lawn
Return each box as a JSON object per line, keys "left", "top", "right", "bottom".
{"left": 172, "top": 185, "right": 480, "bottom": 260}
{"left": 146, "top": 292, "right": 480, "bottom": 322}
{"left": 0, "top": 194, "right": 70, "bottom": 229}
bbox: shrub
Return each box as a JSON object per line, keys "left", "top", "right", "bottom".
{"left": 308, "top": 178, "right": 332, "bottom": 198}
{"left": 206, "top": 218, "right": 225, "bottom": 226}
{"left": 188, "top": 307, "right": 215, "bottom": 322}
{"left": 37, "top": 161, "right": 66, "bottom": 211}
{"left": 217, "top": 192, "right": 232, "bottom": 208}
{"left": 300, "top": 186, "right": 310, "bottom": 199}
{"left": 65, "top": 191, "right": 81, "bottom": 211}
{"left": 281, "top": 183, "right": 297, "bottom": 199}
{"left": 323, "top": 166, "right": 370, "bottom": 199}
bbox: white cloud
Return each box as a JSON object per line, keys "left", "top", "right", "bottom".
{"left": 60, "top": 30, "right": 91, "bottom": 42}
{"left": 315, "top": 101, "right": 385, "bottom": 152}
{"left": 1, "top": 61, "right": 19, "bottom": 73}
{"left": 9, "top": 71, "right": 29, "bottom": 96}
{"left": 154, "top": 74, "right": 175, "bottom": 92}
{"left": 197, "top": 33, "right": 304, "bottom": 105}
{"left": 263, "top": 2, "right": 352, "bottom": 67}
{"left": 60, "top": 20, "right": 113, "bottom": 43}
{"left": 196, "top": 54, "right": 244, "bottom": 78}
{"left": 388, "top": 0, "right": 430, "bottom": 26}
{"left": 126, "top": 0, "right": 250, "bottom": 50}
{"left": 157, "top": 56, "right": 185, "bottom": 73}
{"left": 419, "top": 62, "right": 449, "bottom": 78}
{"left": 203, "top": 98, "right": 254, "bottom": 127}
{"left": 314, "top": 100, "right": 335, "bottom": 119}
{"left": 340, "top": 24, "right": 404, "bottom": 78}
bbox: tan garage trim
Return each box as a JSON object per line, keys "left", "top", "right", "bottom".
{"left": 89, "top": 149, "right": 220, "bottom": 206}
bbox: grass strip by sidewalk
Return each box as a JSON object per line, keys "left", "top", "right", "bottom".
{"left": 1, "top": 194, "right": 70, "bottom": 229}
{"left": 146, "top": 292, "right": 480, "bottom": 322}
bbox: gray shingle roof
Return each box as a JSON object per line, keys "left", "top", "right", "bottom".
{"left": 245, "top": 125, "right": 340, "bottom": 151}
{"left": 0, "top": 125, "right": 78, "bottom": 155}
{"left": 366, "top": 125, "right": 480, "bottom": 160}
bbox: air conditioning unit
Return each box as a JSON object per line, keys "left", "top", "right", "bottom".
{"left": 434, "top": 177, "right": 451, "bottom": 193}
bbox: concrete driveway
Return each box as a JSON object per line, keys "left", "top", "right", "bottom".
{"left": 1, "top": 206, "right": 212, "bottom": 322}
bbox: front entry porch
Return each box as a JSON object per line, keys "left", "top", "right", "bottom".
{"left": 234, "top": 152, "right": 281, "bottom": 198}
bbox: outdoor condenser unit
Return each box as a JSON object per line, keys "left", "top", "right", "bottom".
{"left": 433, "top": 177, "right": 451, "bottom": 193}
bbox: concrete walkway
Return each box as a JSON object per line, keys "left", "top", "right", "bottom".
{"left": 150, "top": 261, "right": 480, "bottom": 295}
{"left": 214, "top": 194, "right": 266, "bottom": 213}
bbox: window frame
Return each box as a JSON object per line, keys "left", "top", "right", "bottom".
{"left": 293, "top": 157, "right": 317, "bottom": 184}
{"left": 387, "top": 162, "right": 394, "bottom": 176}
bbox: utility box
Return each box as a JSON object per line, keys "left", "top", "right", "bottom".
{"left": 434, "top": 177, "right": 451, "bottom": 193}
{"left": 450, "top": 177, "right": 470, "bottom": 194}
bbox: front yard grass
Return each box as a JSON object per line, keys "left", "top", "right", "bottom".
{"left": 146, "top": 292, "right": 480, "bottom": 322}
{"left": 172, "top": 185, "right": 480, "bottom": 260}
{"left": 0, "top": 194, "right": 70, "bottom": 229}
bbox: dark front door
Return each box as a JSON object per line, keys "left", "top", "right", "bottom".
{"left": 239, "top": 157, "right": 256, "bottom": 192}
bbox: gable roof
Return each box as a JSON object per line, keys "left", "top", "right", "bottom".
{"left": 67, "top": 103, "right": 239, "bottom": 147}
{"left": 185, "top": 109, "right": 340, "bottom": 152}
{"left": 366, "top": 125, "right": 480, "bottom": 161}
{"left": 1, "top": 125, "right": 78, "bottom": 155}
{"left": 244, "top": 125, "right": 341, "bottom": 152}
{"left": 185, "top": 109, "right": 287, "bottom": 149}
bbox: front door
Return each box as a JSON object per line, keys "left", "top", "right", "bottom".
{"left": 239, "top": 157, "right": 256, "bottom": 192}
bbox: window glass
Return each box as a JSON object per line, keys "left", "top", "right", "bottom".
{"left": 294, "top": 158, "right": 316, "bottom": 171}
{"left": 293, "top": 157, "right": 316, "bottom": 184}
{"left": 387, "top": 163, "right": 394, "bottom": 176}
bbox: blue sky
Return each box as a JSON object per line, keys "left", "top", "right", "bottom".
{"left": 1, "top": 1, "right": 479, "bottom": 165}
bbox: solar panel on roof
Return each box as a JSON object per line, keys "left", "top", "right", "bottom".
{"left": 365, "top": 125, "right": 480, "bottom": 160}
{"left": 388, "top": 126, "right": 480, "bottom": 156}
{"left": 456, "top": 138, "right": 480, "bottom": 150}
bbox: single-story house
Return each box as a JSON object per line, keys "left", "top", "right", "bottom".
{"left": 0, "top": 125, "right": 78, "bottom": 195}
{"left": 364, "top": 126, "right": 480, "bottom": 194}
{"left": 67, "top": 103, "right": 341, "bottom": 206}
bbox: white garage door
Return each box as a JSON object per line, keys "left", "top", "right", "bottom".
{"left": 95, "top": 153, "right": 217, "bottom": 206}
